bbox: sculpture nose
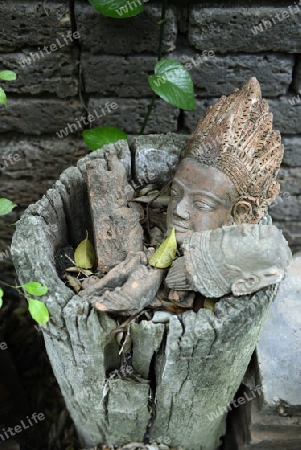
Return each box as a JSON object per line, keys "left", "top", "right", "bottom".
{"left": 175, "top": 197, "right": 190, "bottom": 220}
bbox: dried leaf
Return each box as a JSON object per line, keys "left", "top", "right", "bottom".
{"left": 65, "top": 266, "right": 94, "bottom": 276}
{"left": 204, "top": 298, "right": 218, "bottom": 312}
{"left": 149, "top": 228, "right": 177, "bottom": 268}
{"left": 0, "top": 287, "right": 3, "bottom": 308}
{"left": 74, "top": 231, "right": 96, "bottom": 269}
{"left": 65, "top": 274, "right": 82, "bottom": 293}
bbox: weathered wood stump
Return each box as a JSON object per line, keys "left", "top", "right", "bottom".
{"left": 11, "top": 137, "right": 278, "bottom": 450}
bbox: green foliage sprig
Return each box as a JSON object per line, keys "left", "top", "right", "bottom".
{"left": 83, "top": 0, "right": 195, "bottom": 150}
{"left": 0, "top": 70, "right": 17, "bottom": 106}
{"left": 0, "top": 198, "right": 50, "bottom": 325}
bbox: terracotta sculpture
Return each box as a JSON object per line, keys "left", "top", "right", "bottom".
{"left": 166, "top": 224, "right": 291, "bottom": 297}
{"left": 82, "top": 77, "right": 291, "bottom": 311}
{"left": 167, "top": 77, "right": 283, "bottom": 244}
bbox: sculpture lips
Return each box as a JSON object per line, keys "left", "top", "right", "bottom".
{"left": 172, "top": 221, "right": 191, "bottom": 232}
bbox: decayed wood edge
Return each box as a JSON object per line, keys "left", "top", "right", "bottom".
{"left": 11, "top": 145, "right": 154, "bottom": 446}
{"left": 11, "top": 139, "right": 279, "bottom": 450}
{"left": 151, "top": 285, "right": 277, "bottom": 450}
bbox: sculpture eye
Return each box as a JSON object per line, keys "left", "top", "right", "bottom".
{"left": 194, "top": 199, "right": 216, "bottom": 211}
{"left": 171, "top": 184, "right": 181, "bottom": 198}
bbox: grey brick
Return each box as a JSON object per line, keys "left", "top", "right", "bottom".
{"left": 268, "top": 97, "right": 301, "bottom": 135}
{"left": 273, "top": 221, "right": 301, "bottom": 249}
{"left": 171, "top": 51, "right": 293, "bottom": 98}
{"left": 184, "top": 97, "right": 301, "bottom": 135}
{"left": 269, "top": 194, "right": 301, "bottom": 221}
{"left": 0, "top": 135, "right": 88, "bottom": 246}
{"left": 189, "top": 7, "right": 301, "bottom": 53}
{"left": 0, "top": 99, "right": 85, "bottom": 135}
{"left": 82, "top": 54, "right": 156, "bottom": 97}
{"left": 1, "top": 51, "right": 78, "bottom": 98}
{"left": 0, "top": 0, "right": 72, "bottom": 52}
{"left": 183, "top": 98, "right": 216, "bottom": 132}
{"left": 277, "top": 167, "right": 301, "bottom": 195}
{"left": 283, "top": 136, "right": 301, "bottom": 166}
{"left": 75, "top": 2, "right": 177, "bottom": 54}
{"left": 87, "top": 98, "right": 179, "bottom": 134}
{"left": 292, "top": 56, "right": 301, "bottom": 94}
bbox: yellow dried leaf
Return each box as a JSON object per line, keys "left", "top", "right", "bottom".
{"left": 148, "top": 228, "right": 177, "bottom": 268}
{"left": 74, "top": 231, "right": 96, "bottom": 269}
{"left": 204, "top": 298, "right": 218, "bottom": 312}
{"left": 65, "top": 274, "right": 82, "bottom": 293}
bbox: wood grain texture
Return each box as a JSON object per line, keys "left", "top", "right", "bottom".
{"left": 11, "top": 140, "right": 278, "bottom": 450}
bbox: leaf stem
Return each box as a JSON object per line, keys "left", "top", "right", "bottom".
{"left": 0, "top": 280, "right": 19, "bottom": 290}
{"left": 139, "top": 0, "right": 168, "bottom": 135}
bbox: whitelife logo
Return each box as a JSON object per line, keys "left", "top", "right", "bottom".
{"left": 0, "top": 412, "right": 45, "bottom": 442}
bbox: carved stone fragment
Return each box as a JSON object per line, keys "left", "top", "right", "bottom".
{"left": 166, "top": 224, "right": 292, "bottom": 297}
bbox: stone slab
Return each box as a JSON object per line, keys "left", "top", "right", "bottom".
{"left": 189, "top": 7, "right": 301, "bottom": 53}
{"left": 0, "top": 99, "right": 84, "bottom": 135}
{"left": 87, "top": 98, "right": 179, "bottom": 134}
{"left": 184, "top": 97, "right": 301, "bottom": 135}
{"left": 1, "top": 51, "right": 78, "bottom": 98}
{"left": 256, "top": 254, "right": 301, "bottom": 415}
{"left": 249, "top": 395, "right": 301, "bottom": 429}
{"left": 0, "top": 0, "right": 72, "bottom": 52}
{"left": 170, "top": 50, "right": 293, "bottom": 98}
{"left": 244, "top": 441, "right": 301, "bottom": 450}
{"left": 75, "top": 1, "right": 177, "bottom": 54}
{"left": 81, "top": 54, "right": 157, "bottom": 97}
{"left": 133, "top": 133, "right": 188, "bottom": 185}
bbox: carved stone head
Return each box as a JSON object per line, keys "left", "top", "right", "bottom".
{"left": 167, "top": 77, "right": 284, "bottom": 244}
{"left": 167, "top": 224, "right": 292, "bottom": 298}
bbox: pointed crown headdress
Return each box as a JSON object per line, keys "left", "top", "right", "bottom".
{"left": 182, "top": 77, "right": 284, "bottom": 223}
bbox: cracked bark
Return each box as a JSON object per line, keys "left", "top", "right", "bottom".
{"left": 11, "top": 139, "right": 277, "bottom": 450}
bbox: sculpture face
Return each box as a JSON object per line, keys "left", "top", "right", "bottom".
{"left": 166, "top": 224, "right": 291, "bottom": 298}
{"left": 166, "top": 158, "right": 238, "bottom": 244}
{"left": 231, "top": 267, "right": 285, "bottom": 297}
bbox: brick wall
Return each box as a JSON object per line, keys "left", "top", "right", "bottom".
{"left": 0, "top": 0, "right": 301, "bottom": 263}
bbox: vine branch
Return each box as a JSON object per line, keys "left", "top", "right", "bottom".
{"left": 139, "top": 0, "right": 168, "bottom": 135}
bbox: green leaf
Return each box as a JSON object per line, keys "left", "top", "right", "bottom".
{"left": 82, "top": 126, "right": 127, "bottom": 151}
{"left": 0, "top": 198, "right": 17, "bottom": 216}
{"left": 0, "top": 87, "right": 6, "bottom": 106}
{"left": 23, "top": 282, "right": 48, "bottom": 296}
{"left": 28, "top": 299, "right": 49, "bottom": 325}
{"left": 87, "top": 0, "right": 143, "bottom": 18}
{"left": 149, "top": 228, "right": 177, "bottom": 268}
{"left": 0, "top": 70, "right": 17, "bottom": 81}
{"left": 148, "top": 59, "right": 196, "bottom": 110}
{"left": 74, "top": 231, "right": 96, "bottom": 269}
{"left": 0, "top": 288, "right": 3, "bottom": 308}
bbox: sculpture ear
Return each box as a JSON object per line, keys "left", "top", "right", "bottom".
{"left": 232, "top": 200, "right": 253, "bottom": 224}
{"left": 231, "top": 275, "right": 259, "bottom": 296}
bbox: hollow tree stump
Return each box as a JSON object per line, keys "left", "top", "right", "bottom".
{"left": 11, "top": 137, "right": 278, "bottom": 450}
